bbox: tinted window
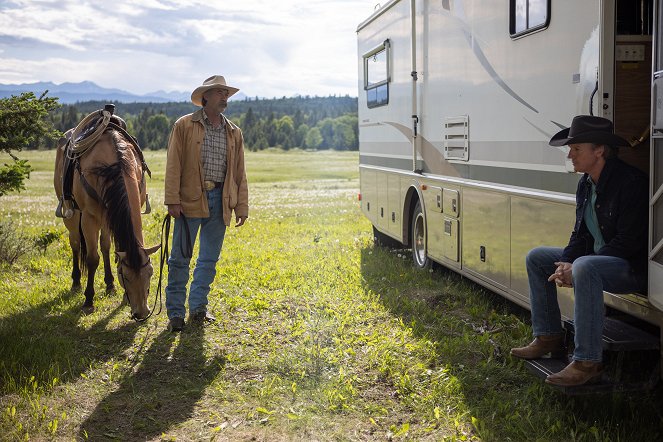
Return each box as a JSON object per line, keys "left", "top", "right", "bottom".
{"left": 363, "top": 40, "right": 390, "bottom": 108}
{"left": 510, "top": 0, "right": 549, "bottom": 37}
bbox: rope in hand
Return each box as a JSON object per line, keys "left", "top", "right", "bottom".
{"left": 135, "top": 213, "right": 193, "bottom": 322}
{"left": 179, "top": 214, "right": 193, "bottom": 259}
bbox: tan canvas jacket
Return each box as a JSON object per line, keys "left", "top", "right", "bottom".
{"left": 164, "top": 109, "right": 248, "bottom": 225}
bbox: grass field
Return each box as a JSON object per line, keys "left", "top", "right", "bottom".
{"left": 1, "top": 149, "right": 663, "bottom": 441}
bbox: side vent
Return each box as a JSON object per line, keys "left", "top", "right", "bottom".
{"left": 444, "top": 115, "right": 469, "bottom": 161}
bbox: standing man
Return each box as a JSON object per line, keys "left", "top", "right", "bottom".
{"left": 510, "top": 115, "right": 648, "bottom": 387}
{"left": 164, "top": 75, "right": 248, "bottom": 332}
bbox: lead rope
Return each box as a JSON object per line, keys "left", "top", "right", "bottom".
{"left": 132, "top": 216, "right": 169, "bottom": 323}
{"left": 179, "top": 215, "right": 193, "bottom": 259}
{"left": 134, "top": 213, "right": 192, "bottom": 323}
{"left": 152, "top": 215, "right": 173, "bottom": 319}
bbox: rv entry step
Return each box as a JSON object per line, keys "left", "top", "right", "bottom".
{"left": 524, "top": 356, "right": 658, "bottom": 395}
{"left": 521, "top": 316, "right": 660, "bottom": 394}
{"left": 563, "top": 317, "right": 660, "bottom": 351}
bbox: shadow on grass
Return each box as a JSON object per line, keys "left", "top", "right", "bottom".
{"left": 79, "top": 326, "right": 226, "bottom": 440}
{"left": 359, "top": 244, "right": 663, "bottom": 440}
{"left": 0, "top": 286, "right": 143, "bottom": 393}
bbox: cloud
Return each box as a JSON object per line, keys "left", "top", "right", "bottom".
{"left": 0, "top": 0, "right": 376, "bottom": 97}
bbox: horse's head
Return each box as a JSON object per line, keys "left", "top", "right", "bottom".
{"left": 116, "top": 245, "right": 161, "bottom": 320}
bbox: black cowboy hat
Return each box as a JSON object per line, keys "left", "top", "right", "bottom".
{"left": 549, "top": 115, "right": 630, "bottom": 147}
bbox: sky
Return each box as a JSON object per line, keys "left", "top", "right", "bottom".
{"left": 0, "top": 0, "right": 380, "bottom": 98}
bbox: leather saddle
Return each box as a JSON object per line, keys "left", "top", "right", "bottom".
{"left": 56, "top": 104, "right": 151, "bottom": 218}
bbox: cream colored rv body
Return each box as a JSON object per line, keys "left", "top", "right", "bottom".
{"left": 358, "top": 0, "right": 663, "bottom": 345}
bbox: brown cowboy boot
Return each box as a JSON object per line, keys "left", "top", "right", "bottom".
{"left": 545, "top": 360, "right": 603, "bottom": 387}
{"left": 510, "top": 335, "right": 565, "bottom": 360}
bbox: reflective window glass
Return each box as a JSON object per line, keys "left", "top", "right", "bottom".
{"left": 364, "top": 41, "right": 390, "bottom": 108}
{"left": 514, "top": 0, "right": 527, "bottom": 33}
{"left": 367, "top": 49, "right": 387, "bottom": 86}
{"left": 510, "top": 0, "right": 549, "bottom": 37}
{"left": 529, "top": 0, "right": 547, "bottom": 27}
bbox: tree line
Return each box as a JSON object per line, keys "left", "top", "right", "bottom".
{"left": 47, "top": 95, "right": 359, "bottom": 151}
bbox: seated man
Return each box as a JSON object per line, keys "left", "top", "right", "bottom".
{"left": 510, "top": 115, "right": 648, "bottom": 387}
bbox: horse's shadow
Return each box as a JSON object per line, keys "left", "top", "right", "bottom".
{"left": 79, "top": 326, "right": 226, "bottom": 440}
{"left": 0, "top": 285, "right": 143, "bottom": 392}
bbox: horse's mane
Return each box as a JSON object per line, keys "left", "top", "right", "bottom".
{"left": 91, "top": 130, "right": 143, "bottom": 270}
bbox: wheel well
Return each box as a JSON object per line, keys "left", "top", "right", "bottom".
{"left": 402, "top": 186, "right": 421, "bottom": 248}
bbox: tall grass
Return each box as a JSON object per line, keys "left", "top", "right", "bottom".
{"left": 0, "top": 149, "right": 661, "bottom": 440}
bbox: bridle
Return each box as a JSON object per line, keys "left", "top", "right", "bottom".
{"left": 117, "top": 214, "right": 191, "bottom": 323}
{"left": 117, "top": 255, "right": 158, "bottom": 322}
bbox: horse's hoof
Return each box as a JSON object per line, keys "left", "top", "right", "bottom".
{"left": 105, "top": 285, "right": 116, "bottom": 295}
{"left": 71, "top": 283, "right": 82, "bottom": 293}
{"left": 81, "top": 304, "right": 95, "bottom": 315}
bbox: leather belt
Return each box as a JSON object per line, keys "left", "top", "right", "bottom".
{"left": 204, "top": 180, "right": 222, "bottom": 191}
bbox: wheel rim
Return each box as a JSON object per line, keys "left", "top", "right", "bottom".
{"left": 413, "top": 211, "right": 426, "bottom": 267}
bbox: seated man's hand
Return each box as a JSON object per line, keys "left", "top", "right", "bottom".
{"left": 548, "top": 261, "right": 573, "bottom": 288}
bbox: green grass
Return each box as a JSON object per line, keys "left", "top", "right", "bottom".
{"left": 0, "top": 149, "right": 662, "bottom": 440}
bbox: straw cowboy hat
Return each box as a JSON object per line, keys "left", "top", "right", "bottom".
{"left": 191, "top": 75, "right": 239, "bottom": 106}
{"left": 549, "top": 115, "right": 630, "bottom": 147}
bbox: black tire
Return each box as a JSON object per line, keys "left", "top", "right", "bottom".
{"left": 411, "top": 201, "right": 431, "bottom": 269}
{"left": 372, "top": 225, "right": 402, "bottom": 249}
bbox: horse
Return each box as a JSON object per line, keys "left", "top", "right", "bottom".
{"left": 54, "top": 109, "right": 160, "bottom": 320}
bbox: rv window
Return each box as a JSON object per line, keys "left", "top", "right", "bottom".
{"left": 363, "top": 40, "right": 390, "bottom": 108}
{"left": 510, "top": 0, "right": 550, "bottom": 37}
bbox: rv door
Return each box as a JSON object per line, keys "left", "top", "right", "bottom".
{"left": 650, "top": 0, "right": 663, "bottom": 308}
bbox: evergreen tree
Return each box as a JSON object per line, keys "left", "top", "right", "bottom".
{"left": 0, "top": 92, "right": 60, "bottom": 195}
{"left": 142, "top": 114, "right": 171, "bottom": 150}
{"left": 47, "top": 96, "right": 359, "bottom": 151}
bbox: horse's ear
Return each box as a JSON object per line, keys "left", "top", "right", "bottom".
{"left": 144, "top": 245, "right": 161, "bottom": 256}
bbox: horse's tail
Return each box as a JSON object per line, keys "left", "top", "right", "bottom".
{"left": 78, "top": 216, "right": 87, "bottom": 273}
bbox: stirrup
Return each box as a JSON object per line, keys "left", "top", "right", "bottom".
{"left": 55, "top": 199, "right": 64, "bottom": 218}
{"left": 142, "top": 193, "right": 152, "bottom": 215}
{"left": 56, "top": 199, "right": 74, "bottom": 219}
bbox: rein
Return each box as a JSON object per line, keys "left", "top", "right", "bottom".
{"left": 117, "top": 255, "right": 157, "bottom": 323}
{"left": 128, "top": 213, "right": 192, "bottom": 322}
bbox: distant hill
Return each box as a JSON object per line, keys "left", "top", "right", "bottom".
{"left": 0, "top": 80, "right": 247, "bottom": 104}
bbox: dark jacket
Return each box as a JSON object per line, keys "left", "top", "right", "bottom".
{"left": 560, "top": 158, "right": 648, "bottom": 281}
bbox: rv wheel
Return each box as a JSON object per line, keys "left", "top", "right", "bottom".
{"left": 411, "top": 201, "right": 431, "bottom": 270}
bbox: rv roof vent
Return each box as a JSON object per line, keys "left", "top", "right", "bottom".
{"left": 444, "top": 115, "right": 469, "bottom": 161}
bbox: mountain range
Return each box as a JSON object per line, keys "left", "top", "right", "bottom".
{"left": 0, "top": 81, "right": 247, "bottom": 104}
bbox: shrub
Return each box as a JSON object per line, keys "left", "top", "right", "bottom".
{"left": 0, "top": 221, "right": 31, "bottom": 265}
{"left": 33, "top": 228, "right": 62, "bottom": 255}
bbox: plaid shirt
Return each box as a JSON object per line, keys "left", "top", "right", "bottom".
{"left": 201, "top": 113, "right": 227, "bottom": 183}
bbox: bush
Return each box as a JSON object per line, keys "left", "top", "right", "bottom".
{"left": 0, "top": 221, "right": 31, "bottom": 265}
{"left": 33, "top": 228, "right": 62, "bottom": 255}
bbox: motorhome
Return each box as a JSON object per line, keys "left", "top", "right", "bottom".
{"left": 357, "top": 0, "right": 663, "bottom": 392}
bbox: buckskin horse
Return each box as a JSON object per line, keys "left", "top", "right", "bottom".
{"left": 54, "top": 105, "right": 160, "bottom": 320}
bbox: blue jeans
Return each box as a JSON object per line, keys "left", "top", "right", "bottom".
{"left": 166, "top": 188, "right": 226, "bottom": 319}
{"left": 526, "top": 246, "right": 643, "bottom": 362}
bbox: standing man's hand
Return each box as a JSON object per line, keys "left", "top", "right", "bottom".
{"left": 235, "top": 216, "right": 247, "bottom": 227}
{"left": 548, "top": 261, "right": 573, "bottom": 287}
{"left": 168, "top": 204, "right": 183, "bottom": 218}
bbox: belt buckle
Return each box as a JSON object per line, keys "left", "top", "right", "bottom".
{"left": 204, "top": 180, "right": 215, "bottom": 191}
